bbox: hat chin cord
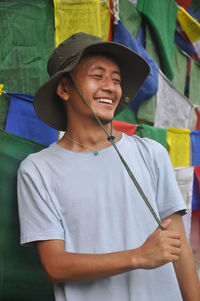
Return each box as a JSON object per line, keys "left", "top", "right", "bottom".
{"left": 69, "top": 72, "right": 165, "bottom": 230}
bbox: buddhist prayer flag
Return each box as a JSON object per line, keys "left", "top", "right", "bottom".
{"left": 114, "top": 20, "right": 158, "bottom": 112}
{"left": 137, "top": 124, "right": 167, "bottom": 148}
{"left": 113, "top": 120, "right": 137, "bottom": 136}
{"left": 174, "top": 166, "right": 194, "bottom": 241}
{"left": 5, "top": 93, "right": 57, "bottom": 146}
{"left": 167, "top": 128, "right": 190, "bottom": 168}
{"left": 137, "top": 0, "right": 177, "bottom": 80}
{"left": 53, "top": 0, "right": 111, "bottom": 46}
{"left": 177, "top": 6, "right": 200, "bottom": 43}
{"left": 0, "top": 84, "right": 4, "bottom": 95}
{"left": 154, "top": 71, "right": 194, "bottom": 130}
{"left": 190, "top": 130, "right": 200, "bottom": 166}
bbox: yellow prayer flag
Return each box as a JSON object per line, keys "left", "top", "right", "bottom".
{"left": 53, "top": 0, "right": 111, "bottom": 47}
{"left": 0, "top": 84, "right": 4, "bottom": 95}
{"left": 167, "top": 128, "right": 190, "bottom": 168}
{"left": 177, "top": 6, "right": 200, "bottom": 43}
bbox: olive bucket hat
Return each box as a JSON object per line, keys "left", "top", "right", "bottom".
{"left": 34, "top": 32, "right": 150, "bottom": 131}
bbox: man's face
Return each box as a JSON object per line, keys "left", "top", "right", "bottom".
{"left": 65, "top": 54, "right": 122, "bottom": 124}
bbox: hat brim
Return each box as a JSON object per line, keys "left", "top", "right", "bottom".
{"left": 34, "top": 42, "right": 150, "bottom": 131}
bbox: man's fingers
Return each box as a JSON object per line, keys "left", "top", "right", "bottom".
{"left": 169, "top": 237, "right": 181, "bottom": 247}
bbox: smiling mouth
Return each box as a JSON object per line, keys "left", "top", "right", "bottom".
{"left": 96, "top": 98, "right": 113, "bottom": 104}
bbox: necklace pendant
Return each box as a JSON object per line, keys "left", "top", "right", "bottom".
{"left": 93, "top": 151, "right": 99, "bottom": 156}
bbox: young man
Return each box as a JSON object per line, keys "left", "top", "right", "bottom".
{"left": 17, "top": 32, "right": 200, "bottom": 301}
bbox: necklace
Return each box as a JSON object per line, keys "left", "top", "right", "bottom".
{"left": 63, "top": 134, "right": 109, "bottom": 156}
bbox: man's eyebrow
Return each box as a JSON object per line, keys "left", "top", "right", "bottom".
{"left": 90, "top": 66, "right": 121, "bottom": 76}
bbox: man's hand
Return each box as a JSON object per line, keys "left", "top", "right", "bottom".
{"left": 137, "top": 219, "right": 181, "bottom": 269}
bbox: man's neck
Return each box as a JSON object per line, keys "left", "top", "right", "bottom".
{"left": 57, "top": 121, "right": 122, "bottom": 152}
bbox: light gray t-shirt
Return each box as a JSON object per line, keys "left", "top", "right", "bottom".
{"left": 17, "top": 134, "right": 186, "bottom": 301}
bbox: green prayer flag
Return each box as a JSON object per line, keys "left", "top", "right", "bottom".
{"left": 172, "top": 47, "right": 187, "bottom": 95}
{"left": 189, "top": 59, "right": 200, "bottom": 106}
{"left": 0, "top": 130, "right": 54, "bottom": 300}
{"left": 136, "top": 123, "right": 167, "bottom": 148}
{"left": 115, "top": 106, "right": 137, "bottom": 124}
{"left": 0, "top": 0, "right": 54, "bottom": 95}
{"left": 119, "top": 0, "right": 142, "bottom": 38}
{"left": 137, "top": 0, "right": 177, "bottom": 80}
{"left": 145, "top": 24, "right": 161, "bottom": 68}
{"left": 137, "top": 95, "right": 156, "bottom": 124}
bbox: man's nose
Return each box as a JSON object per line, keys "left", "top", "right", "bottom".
{"left": 101, "top": 76, "right": 115, "bottom": 92}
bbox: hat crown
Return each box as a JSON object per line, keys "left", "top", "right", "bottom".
{"left": 47, "top": 32, "right": 104, "bottom": 76}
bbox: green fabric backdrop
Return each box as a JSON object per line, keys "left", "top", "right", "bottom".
{"left": 0, "top": 93, "right": 9, "bottom": 130}
{"left": 0, "top": 130, "right": 54, "bottom": 300}
{"left": 0, "top": 0, "right": 54, "bottom": 96}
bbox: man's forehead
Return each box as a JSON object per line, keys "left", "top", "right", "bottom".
{"left": 76, "top": 53, "right": 120, "bottom": 72}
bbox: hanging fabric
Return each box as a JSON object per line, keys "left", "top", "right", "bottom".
{"left": 113, "top": 120, "right": 137, "bottom": 136}
{"left": 5, "top": 93, "right": 57, "bottom": 146}
{"left": 136, "top": 124, "right": 167, "bottom": 148}
{"left": 189, "top": 59, "right": 200, "bottom": 105}
{"left": 174, "top": 166, "right": 194, "bottom": 241}
{"left": 113, "top": 19, "right": 159, "bottom": 111}
{"left": 114, "top": 106, "right": 137, "bottom": 124}
{"left": 118, "top": 0, "right": 142, "bottom": 38}
{"left": 172, "top": 46, "right": 188, "bottom": 95}
{"left": 177, "top": 6, "right": 200, "bottom": 43}
{"left": 175, "top": 0, "right": 192, "bottom": 10}
{"left": 0, "top": 1, "right": 54, "bottom": 96}
{"left": 0, "top": 129, "right": 54, "bottom": 301}
{"left": 193, "top": 166, "right": 200, "bottom": 210}
{"left": 53, "top": 0, "right": 111, "bottom": 46}
{"left": 154, "top": 71, "right": 194, "bottom": 129}
{"left": 190, "top": 130, "right": 200, "bottom": 166}
{"left": 167, "top": 127, "right": 190, "bottom": 168}
{"left": 136, "top": 0, "right": 178, "bottom": 80}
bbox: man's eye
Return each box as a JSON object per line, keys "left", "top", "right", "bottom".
{"left": 92, "top": 74, "right": 102, "bottom": 78}
{"left": 113, "top": 78, "right": 121, "bottom": 84}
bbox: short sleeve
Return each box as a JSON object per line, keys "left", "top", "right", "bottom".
{"left": 17, "top": 158, "right": 64, "bottom": 245}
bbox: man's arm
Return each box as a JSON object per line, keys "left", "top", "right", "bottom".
{"left": 37, "top": 219, "right": 181, "bottom": 283}
{"left": 163, "top": 213, "right": 200, "bottom": 301}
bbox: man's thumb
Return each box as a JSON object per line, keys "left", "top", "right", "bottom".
{"left": 160, "top": 219, "right": 172, "bottom": 230}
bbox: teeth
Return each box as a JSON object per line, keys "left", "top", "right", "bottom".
{"left": 97, "top": 98, "right": 113, "bottom": 104}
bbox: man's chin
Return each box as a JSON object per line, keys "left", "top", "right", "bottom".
{"left": 92, "top": 115, "right": 113, "bottom": 125}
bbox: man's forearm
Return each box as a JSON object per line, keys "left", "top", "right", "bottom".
{"left": 173, "top": 245, "right": 200, "bottom": 301}
{"left": 37, "top": 219, "right": 182, "bottom": 283}
{"left": 44, "top": 249, "right": 138, "bottom": 282}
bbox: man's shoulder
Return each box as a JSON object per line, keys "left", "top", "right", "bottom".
{"left": 19, "top": 143, "right": 56, "bottom": 172}
{"left": 124, "top": 134, "right": 167, "bottom": 156}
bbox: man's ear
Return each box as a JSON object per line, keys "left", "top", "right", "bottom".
{"left": 56, "top": 78, "right": 70, "bottom": 101}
